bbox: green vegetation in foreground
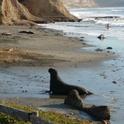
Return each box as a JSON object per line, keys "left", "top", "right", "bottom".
{"left": 0, "top": 112, "right": 31, "bottom": 124}
{"left": 0, "top": 101, "right": 92, "bottom": 124}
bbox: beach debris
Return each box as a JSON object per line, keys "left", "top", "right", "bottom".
{"left": 80, "top": 36, "right": 84, "bottom": 39}
{"left": 22, "top": 90, "right": 28, "bottom": 93}
{"left": 82, "top": 43, "right": 86, "bottom": 45}
{"left": 80, "top": 37, "right": 84, "bottom": 41}
{"left": 106, "top": 47, "right": 113, "bottom": 50}
{"left": 19, "top": 31, "right": 34, "bottom": 34}
{"left": 1, "top": 32, "right": 12, "bottom": 36}
{"left": 106, "top": 23, "right": 110, "bottom": 30}
{"left": 99, "top": 73, "right": 107, "bottom": 79}
{"left": 64, "top": 90, "right": 110, "bottom": 121}
{"left": 80, "top": 39, "right": 84, "bottom": 41}
{"left": 48, "top": 68, "right": 93, "bottom": 95}
{"left": 97, "top": 34, "right": 105, "bottom": 40}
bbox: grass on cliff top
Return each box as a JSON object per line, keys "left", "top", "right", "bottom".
{"left": 0, "top": 101, "right": 92, "bottom": 124}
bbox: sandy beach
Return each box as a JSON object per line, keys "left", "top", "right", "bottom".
{"left": 0, "top": 25, "right": 115, "bottom": 67}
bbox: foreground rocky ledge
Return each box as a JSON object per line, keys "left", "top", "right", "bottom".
{"left": 0, "top": 98, "right": 110, "bottom": 124}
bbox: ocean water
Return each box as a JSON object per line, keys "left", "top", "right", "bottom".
{"left": 41, "top": 7, "right": 124, "bottom": 53}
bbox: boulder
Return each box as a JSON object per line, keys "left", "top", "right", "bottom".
{"left": 83, "top": 105, "right": 110, "bottom": 121}
{"left": 106, "top": 47, "right": 112, "bottom": 50}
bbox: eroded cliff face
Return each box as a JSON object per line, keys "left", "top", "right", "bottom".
{"left": 20, "top": 0, "right": 77, "bottom": 21}
{"left": 0, "top": 0, "right": 77, "bottom": 25}
{"left": 0, "top": 0, "right": 2, "bottom": 23}
{"left": 1, "top": 0, "right": 44, "bottom": 25}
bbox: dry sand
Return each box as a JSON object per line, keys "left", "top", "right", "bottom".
{"left": 0, "top": 25, "right": 115, "bottom": 67}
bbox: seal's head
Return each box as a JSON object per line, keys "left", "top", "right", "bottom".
{"left": 68, "top": 90, "right": 80, "bottom": 98}
{"left": 48, "top": 68, "right": 57, "bottom": 76}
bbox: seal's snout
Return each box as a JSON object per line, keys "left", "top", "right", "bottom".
{"left": 48, "top": 68, "right": 53, "bottom": 73}
{"left": 48, "top": 68, "right": 57, "bottom": 74}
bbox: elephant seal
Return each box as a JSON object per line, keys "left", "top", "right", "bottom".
{"left": 64, "top": 90, "right": 83, "bottom": 109}
{"left": 48, "top": 68, "right": 92, "bottom": 95}
{"left": 64, "top": 90, "right": 110, "bottom": 121}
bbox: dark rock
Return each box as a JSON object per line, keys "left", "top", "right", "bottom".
{"left": 77, "top": 19, "right": 82, "bottom": 22}
{"left": 97, "top": 34, "right": 105, "bottom": 40}
{"left": 48, "top": 68, "right": 93, "bottom": 95}
{"left": 112, "top": 81, "right": 117, "bottom": 84}
{"left": 106, "top": 47, "right": 113, "bottom": 50}
{"left": 107, "top": 51, "right": 110, "bottom": 53}
{"left": 83, "top": 105, "right": 110, "bottom": 121}
{"left": 64, "top": 90, "right": 110, "bottom": 121}
{"left": 95, "top": 48, "right": 103, "bottom": 52}
{"left": 1, "top": 32, "right": 12, "bottom": 36}
{"left": 80, "top": 37, "right": 84, "bottom": 39}
{"left": 80, "top": 39, "right": 84, "bottom": 41}
{"left": 22, "top": 90, "right": 28, "bottom": 93}
{"left": 19, "top": 31, "right": 34, "bottom": 34}
{"left": 82, "top": 43, "right": 86, "bottom": 45}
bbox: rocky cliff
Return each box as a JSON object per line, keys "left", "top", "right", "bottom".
{"left": 20, "top": 0, "right": 77, "bottom": 22}
{"left": 0, "top": 0, "right": 2, "bottom": 24}
{"left": 2, "top": 0, "right": 44, "bottom": 25}
{"left": 0, "top": 0, "right": 77, "bottom": 25}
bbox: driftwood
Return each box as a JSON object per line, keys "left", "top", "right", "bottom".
{"left": 48, "top": 68, "right": 93, "bottom": 96}
{"left": 64, "top": 90, "right": 110, "bottom": 121}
